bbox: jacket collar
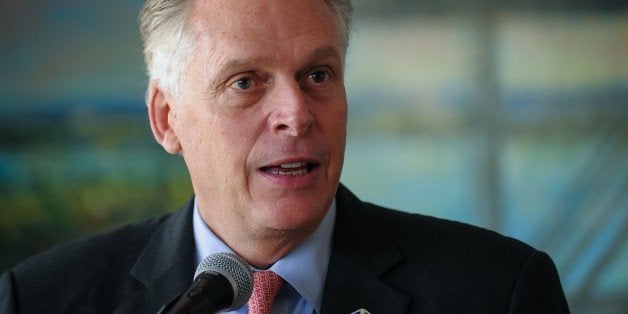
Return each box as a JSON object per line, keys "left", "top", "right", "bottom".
{"left": 114, "top": 185, "right": 409, "bottom": 312}
{"left": 115, "top": 198, "right": 197, "bottom": 313}
{"left": 321, "top": 185, "right": 409, "bottom": 313}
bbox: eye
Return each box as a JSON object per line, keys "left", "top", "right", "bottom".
{"left": 233, "top": 77, "right": 253, "bottom": 90}
{"left": 308, "top": 70, "right": 330, "bottom": 84}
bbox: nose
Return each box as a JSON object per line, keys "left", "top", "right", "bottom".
{"left": 268, "top": 80, "right": 314, "bottom": 137}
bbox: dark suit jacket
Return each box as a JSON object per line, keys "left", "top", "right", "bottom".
{"left": 0, "top": 185, "right": 569, "bottom": 313}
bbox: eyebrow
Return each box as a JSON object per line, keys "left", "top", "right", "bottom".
{"left": 209, "top": 45, "right": 342, "bottom": 90}
{"left": 308, "top": 45, "right": 342, "bottom": 64}
{"left": 209, "top": 57, "right": 269, "bottom": 89}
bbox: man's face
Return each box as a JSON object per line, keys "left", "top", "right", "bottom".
{"left": 163, "top": 0, "right": 347, "bottom": 236}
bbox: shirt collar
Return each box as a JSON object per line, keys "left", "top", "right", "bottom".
{"left": 193, "top": 198, "right": 336, "bottom": 313}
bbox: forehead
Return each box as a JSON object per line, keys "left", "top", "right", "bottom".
{"left": 185, "top": 0, "right": 343, "bottom": 63}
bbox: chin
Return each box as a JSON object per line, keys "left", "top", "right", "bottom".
{"left": 258, "top": 199, "right": 330, "bottom": 231}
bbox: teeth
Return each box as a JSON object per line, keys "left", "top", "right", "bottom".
{"left": 280, "top": 162, "right": 307, "bottom": 169}
{"left": 269, "top": 169, "right": 308, "bottom": 176}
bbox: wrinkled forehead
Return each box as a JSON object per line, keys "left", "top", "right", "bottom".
{"left": 185, "top": 0, "right": 345, "bottom": 55}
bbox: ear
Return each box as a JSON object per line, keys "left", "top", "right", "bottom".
{"left": 147, "top": 82, "right": 182, "bottom": 154}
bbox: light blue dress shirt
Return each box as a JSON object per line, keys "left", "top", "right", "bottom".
{"left": 192, "top": 199, "right": 336, "bottom": 314}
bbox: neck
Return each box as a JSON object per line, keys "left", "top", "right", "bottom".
{"left": 197, "top": 205, "right": 323, "bottom": 269}
{"left": 225, "top": 227, "right": 317, "bottom": 269}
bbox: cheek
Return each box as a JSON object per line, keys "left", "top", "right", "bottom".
{"left": 322, "top": 103, "right": 347, "bottom": 144}
{"left": 174, "top": 110, "right": 228, "bottom": 171}
{"left": 332, "top": 105, "right": 348, "bottom": 159}
{"left": 315, "top": 102, "right": 347, "bottom": 176}
{"left": 214, "top": 113, "right": 265, "bottom": 169}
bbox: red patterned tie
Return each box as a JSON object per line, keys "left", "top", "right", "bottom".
{"left": 248, "top": 271, "right": 283, "bottom": 314}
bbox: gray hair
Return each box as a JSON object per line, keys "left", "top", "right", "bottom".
{"left": 139, "top": 0, "right": 353, "bottom": 99}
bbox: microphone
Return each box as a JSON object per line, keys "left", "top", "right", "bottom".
{"left": 158, "top": 252, "right": 254, "bottom": 313}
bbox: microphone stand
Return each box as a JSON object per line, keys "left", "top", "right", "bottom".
{"left": 157, "top": 272, "right": 232, "bottom": 314}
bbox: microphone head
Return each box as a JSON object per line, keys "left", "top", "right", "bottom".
{"left": 194, "top": 252, "right": 254, "bottom": 310}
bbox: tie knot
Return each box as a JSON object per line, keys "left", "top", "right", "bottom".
{"left": 249, "top": 271, "right": 283, "bottom": 314}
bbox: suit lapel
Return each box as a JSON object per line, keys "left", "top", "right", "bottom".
{"left": 115, "top": 198, "right": 197, "bottom": 313}
{"left": 321, "top": 186, "right": 409, "bottom": 313}
{"left": 112, "top": 187, "right": 409, "bottom": 312}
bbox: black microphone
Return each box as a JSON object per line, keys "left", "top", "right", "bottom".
{"left": 158, "top": 252, "right": 254, "bottom": 313}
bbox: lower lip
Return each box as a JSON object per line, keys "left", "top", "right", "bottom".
{"left": 257, "top": 165, "right": 321, "bottom": 188}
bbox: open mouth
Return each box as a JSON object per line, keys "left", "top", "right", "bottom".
{"left": 260, "top": 161, "right": 318, "bottom": 176}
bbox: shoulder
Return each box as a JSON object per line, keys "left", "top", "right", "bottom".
{"left": 366, "top": 201, "right": 535, "bottom": 258}
{"left": 336, "top": 185, "right": 535, "bottom": 260}
{"left": 1, "top": 212, "right": 173, "bottom": 312}
{"left": 364, "top": 199, "right": 537, "bottom": 267}
{"left": 335, "top": 186, "right": 568, "bottom": 311}
{"left": 13, "top": 213, "right": 172, "bottom": 278}
{"left": 372, "top": 206, "right": 569, "bottom": 312}
{"left": 1, "top": 198, "right": 198, "bottom": 313}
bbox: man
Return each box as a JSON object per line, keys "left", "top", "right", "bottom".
{"left": 0, "top": 0, "right": 569, "bottom": 313}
